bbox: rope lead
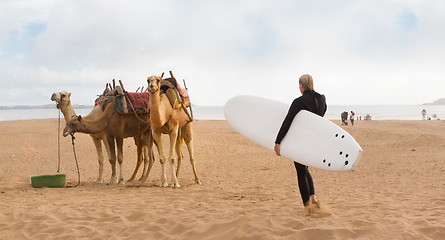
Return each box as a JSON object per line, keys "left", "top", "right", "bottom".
{"left": 65, "top": 133, "right": 81, "bottom": 188}
{"left": 57, "top": 109, "right": 61, "bottom": 173}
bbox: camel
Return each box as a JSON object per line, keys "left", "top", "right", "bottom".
{"left": 51, "top": 91, "right": 111, "bottom": 183}
{"left": 63, "top": 96, "right": 155, "bottom": 185}
{"left": 146, "top": 75, "right": 200, "bottom": 188}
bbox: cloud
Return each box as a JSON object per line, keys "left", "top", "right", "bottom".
{"left": 0, "top": 0, "right": 444, "bottom": 106}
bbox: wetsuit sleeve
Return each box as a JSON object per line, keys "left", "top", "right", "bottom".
{"left": 323, "top": 102, "right": 327, "bottom": 116}
{"left": 275, "top": 99, "right": 302, "bottom": 144}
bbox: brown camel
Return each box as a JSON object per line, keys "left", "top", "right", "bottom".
{"left": 146, "top": 75, "right": 200, "bottom": 187}
{"left": 51, "top": 91, "right": 153, "bottom": 183}
{"left": 63, "top": 96, "right": 155, "bottom": 185}
{"left": 51, "top": 91, "right": 111, "bottom": 183}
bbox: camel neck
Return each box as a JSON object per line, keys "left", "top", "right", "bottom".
{"left": 149, "top": 90, "right": 164, "bottom": 127}
{"left": 60, "top": 102, "right": 77, "bottom": 123}
{"left": 78, "top": 101, "right": 115, "bottom": 134}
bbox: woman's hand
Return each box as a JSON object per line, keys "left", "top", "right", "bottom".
{"left": 274, "top": 144, "right": 281, "bottom": 156}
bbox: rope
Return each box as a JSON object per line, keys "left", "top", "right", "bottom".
{"left": 65, "top": 133, "right": 80, "bottom": 188}
{"left": 55, "top": 103, "right": 80, "bottom": 188}
{"left": 105, "top": 106, "right": 116, "bottom": 129}
{"left": 123, "top": 93, "right": 150, "bottom": 123}
{"left": 57, "top": 109, "right": 61, "bottom": 173}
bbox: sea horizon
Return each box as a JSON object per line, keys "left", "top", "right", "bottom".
{"left": 1, "top": 104, "right": 444, "bottom": 122}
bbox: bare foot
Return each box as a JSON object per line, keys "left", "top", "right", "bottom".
{"left": 310, "top": 194, "right": 318, "bottom": 204}
{"left": 310, "top": 194, "right": 321, "bottom": 208}
{"left": 304, "top": 205, "right": 311, "bottom": 216}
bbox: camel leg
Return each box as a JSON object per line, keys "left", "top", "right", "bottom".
{"left": 168, "top": 127, "right": 180, "bottom": 188}
{"left": 141, "top": 133, "right": 156, "bottom": 183}
{"left": 106, "top": 136, "right": 118, "bottom": 185}
{"left": 175, "top": 135, "right": 184, "bottom": 180}
{"left": 139, "top": 144, "right": 148, "bottom": 180}
{"left": 152, "top": 129, "right": 168, "bottom": 187}
{"left": 102, "top": 135, "right": 112, "bottom": 178}
{"left": 116, "top": 137, "right": 125, "bottom": 185}
{"left": 91, "top": 136, "right": 104, "bottom": 183}
{"left": 128, "top": 137, "right": 143, "bottom": 182}
{"left": 183, "top": 123, "right": 201, "bottom": 184}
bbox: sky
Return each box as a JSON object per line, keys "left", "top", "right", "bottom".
{"left": 0, "top": 0, "right": 444, "bottom": 107}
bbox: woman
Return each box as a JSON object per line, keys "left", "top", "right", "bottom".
{"left": 274, "top": 74, "right": 327, "bottom": 215}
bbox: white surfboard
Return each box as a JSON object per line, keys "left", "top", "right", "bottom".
{"left": 224, "top": 95, "right": 362, "bottom": 171}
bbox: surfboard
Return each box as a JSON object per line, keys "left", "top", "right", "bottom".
{"left": 224, "top": 95, "right": 363, "bottom": 171}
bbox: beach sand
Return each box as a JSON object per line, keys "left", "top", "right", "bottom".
{"left": 1, "top": 119, "right": 445, "bottom": 239}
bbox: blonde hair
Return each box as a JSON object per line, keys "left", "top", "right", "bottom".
{"left": 299, "top": 74, "right": 314, "bottom": 91}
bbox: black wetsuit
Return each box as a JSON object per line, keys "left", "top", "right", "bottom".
{"left": 275, "top": 90, "right": 327, "bottom": 206}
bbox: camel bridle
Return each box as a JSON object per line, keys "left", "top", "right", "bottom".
{"left": 56, "top": 99, "right": 70, "bottom": 109}
{"left": 66, "top": 119, "right": 80, "bottom": 135}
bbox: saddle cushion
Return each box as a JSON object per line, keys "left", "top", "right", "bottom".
{"left": 116, "top": 92, "right": 149, "bottom": 114}
{"left": 95, "top": 95, "right": 110, "bottom": 111}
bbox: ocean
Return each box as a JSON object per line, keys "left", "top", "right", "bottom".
{"left": 0, "top": 104, "right": 444, "bottom": 121}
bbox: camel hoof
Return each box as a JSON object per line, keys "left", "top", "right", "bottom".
{"left": 170, "top": 183, "right": 180, "bottom": 188}
{"left": 160, "top": 182, "right": 169, "bottom": 187}
{"left": 195, "top": 179, "right": 201, "bottom": 185}
{"left": 94, "top": 179, "right": 103, "bottom": 183}
{"left": 118, "top": 180, "right": 125, "bottom": 185}
{"left": 107, "top": 179, "right": 118, "bottom": 185}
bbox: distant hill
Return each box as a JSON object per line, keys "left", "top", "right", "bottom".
{"left": 423, "top": 98, "right": 445, "bottom": 105}
{"left": 0, "top": 104, "right": 93, "bottom": 110}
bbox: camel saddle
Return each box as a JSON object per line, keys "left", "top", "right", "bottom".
{"left": 95, "top": 95, "right": 110, "bottom": 111}
{"left": 162, "top": 78, "right": 191, "bottom": 108}
{"left": 115, "top": 92, "right": 149, "bottom": 114}
{"left": 95, "top": 92, "right": 149, "bottom": 115}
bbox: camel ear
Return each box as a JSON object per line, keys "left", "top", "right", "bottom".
{"left": 78, "top": 115, "right": 82, "bottom": 121}
{"left": 68, "top": 92, "right": 71, "bottom": 98}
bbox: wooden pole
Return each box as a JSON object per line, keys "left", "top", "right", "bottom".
{"left": 183, "top": 79, "right": 193, "bottom": 121}
{"left": 118, "top": 80, "right": 128, "bottom": 114}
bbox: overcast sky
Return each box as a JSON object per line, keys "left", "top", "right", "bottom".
{"left": 0, "top": 0, "right": 444, "bottom": 106}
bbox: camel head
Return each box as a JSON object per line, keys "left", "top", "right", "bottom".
{"left": 51, "top": 91, "right": 71, "bottom": 108}
{"left": 63, "top": 115, "right": 82, "bottom": 137}
{"left": 147, "top": 75, "right": 163, "bottom": 93}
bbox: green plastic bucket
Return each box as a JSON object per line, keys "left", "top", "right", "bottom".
{"left": 31, "top": 174, "right": 66, "bottom": 188}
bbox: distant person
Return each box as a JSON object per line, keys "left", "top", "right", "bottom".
{"left": 350, "top": 111, "right": 355, "bottom": 126}
{"left": 421, "top": 109, "right": 427, "bottom": 120}
{"left": 274, "top": 74, "right": 327, "bottom": 215}
{"left": 341, "top": 111, "right": 348, "bottom": 125}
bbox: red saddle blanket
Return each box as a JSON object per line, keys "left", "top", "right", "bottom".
{"left": 124, "top": 92, "right": 149, "bottom": 113}
{"left": 94, "top": 92, "right": 149, "bottom": 113}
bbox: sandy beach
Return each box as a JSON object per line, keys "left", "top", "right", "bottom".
{"left": 1, "top": 118, "right": 445, "bottom": 239}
